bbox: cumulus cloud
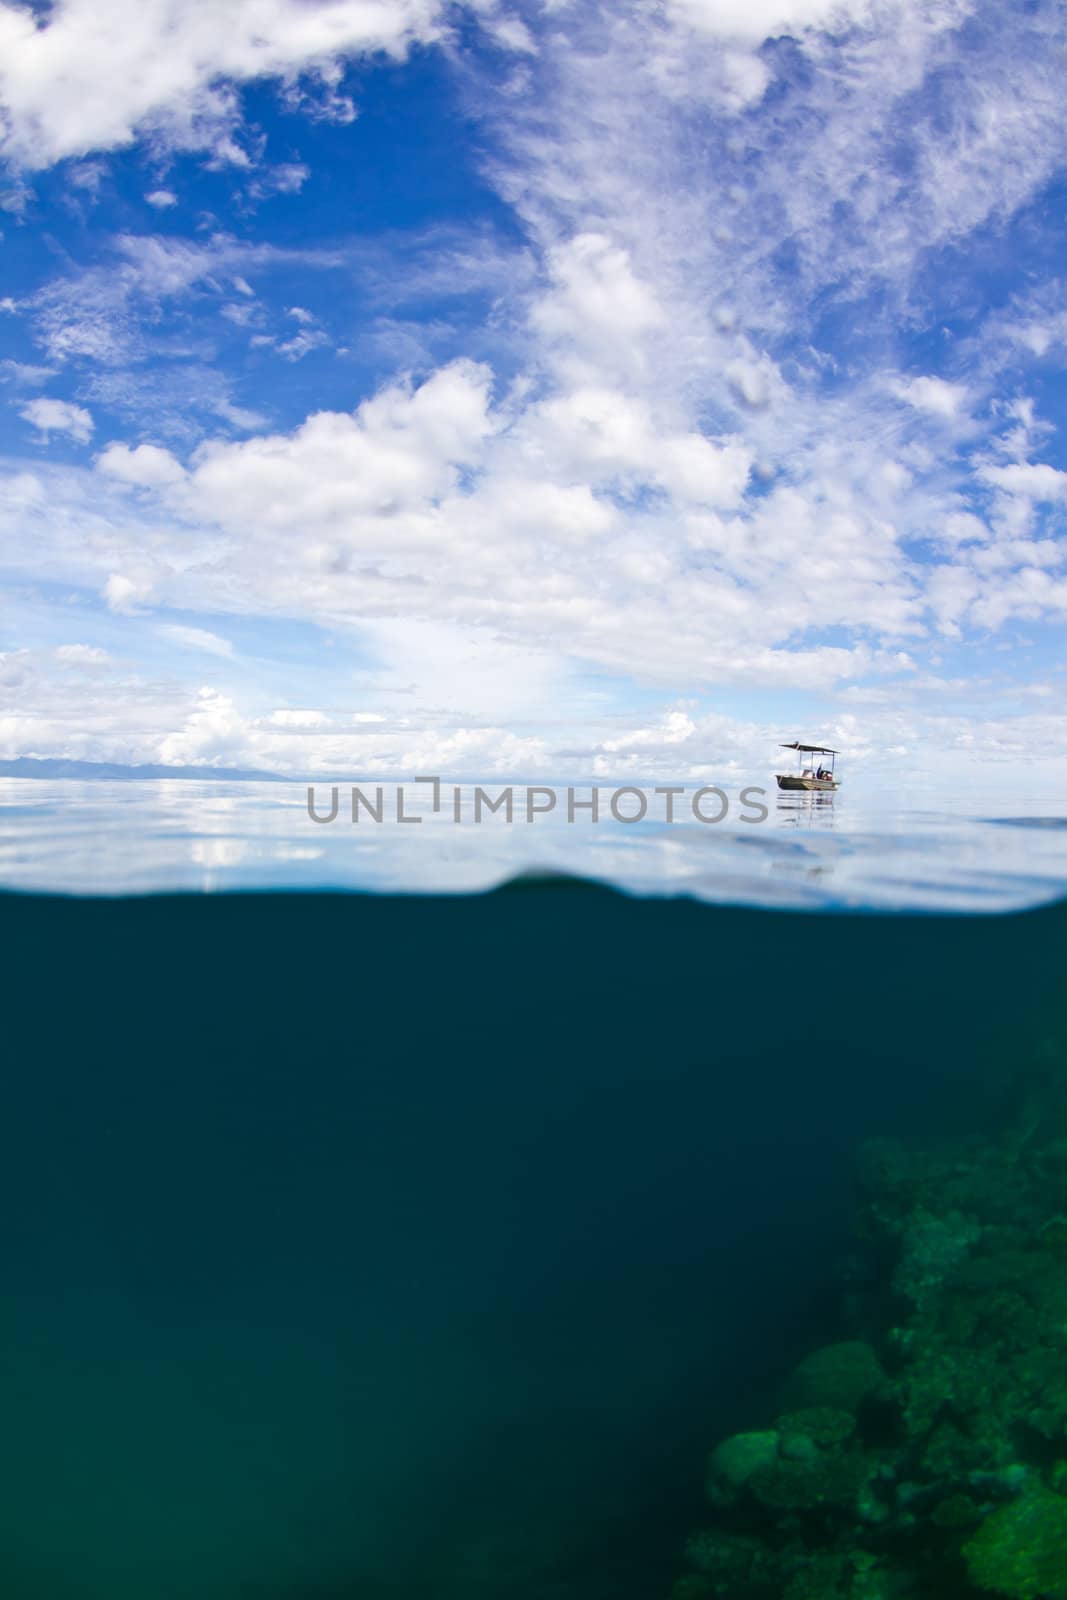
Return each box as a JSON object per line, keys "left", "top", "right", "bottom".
{"left": 0, "top": 350, "right": 925, "bottom": 701}
{"left": 103, "top": 572, "right": 154, "bottom": 612}
{"left": 97, "top": 441, "right": 186, "bottom": 485}
{"left": 0, "top": 0, "right": 451, "bottom": 169}
{"left": 525, "top": 385, "right": 751, "bottom": 507}
{"left": 157, "top": 686, "right": 248, "bottom": 765}
{"left": 7, "top": 640, "right": 1067, "bottom": 792}
{"left": 182, "top": 358, "right": 497, "bottom": 531}
{"left": 979, "top": 462, "right": 1067, "bottom": 503}
{"left": 532, "top": 233, "right": 666, "bottom": 367}
{"left": 19, "top": 396, "right": 94, "bottom": 442}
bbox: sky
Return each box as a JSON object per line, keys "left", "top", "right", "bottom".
{"left": 1, "top": 0, "right": 1066, "bottom": 786}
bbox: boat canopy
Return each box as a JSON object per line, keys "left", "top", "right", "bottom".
{"left": 779, "top": 742, "right": 837, "bottom": 755}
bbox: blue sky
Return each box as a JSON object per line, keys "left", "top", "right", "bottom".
{"left": 1, "top": 0, "right": 1066, "bottom": 785}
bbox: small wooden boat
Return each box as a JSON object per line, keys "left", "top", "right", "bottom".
{"left": 776, "top": 741, "right": 840, "bottom": 791}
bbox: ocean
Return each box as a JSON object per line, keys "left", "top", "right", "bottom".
{"left": 2, "top": 779, "right": 1066, "bottom": 1599}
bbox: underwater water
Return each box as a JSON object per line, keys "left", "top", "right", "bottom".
{"left": 3, "top": 782, "right": 1067, "bottom": 1599}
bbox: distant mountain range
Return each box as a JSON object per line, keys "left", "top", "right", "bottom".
{"left": 0, "top": 757, "right": 285, "bottom": 782}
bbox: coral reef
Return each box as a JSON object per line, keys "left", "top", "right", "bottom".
{"left": 675, "top": 1097, "right": 1067, "bottom": 1600}
{"left": 964, "top": 1485, "right": 1067, "bottom": 1598}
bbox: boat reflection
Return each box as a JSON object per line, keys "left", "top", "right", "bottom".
{"left": 776, "top": 789, "right": 837, "bottom": 827}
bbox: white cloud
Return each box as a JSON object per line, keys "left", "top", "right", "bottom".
{"left": 891, "top": 375, "right": 971, "bottom": 418}
{"left": 0, "top": 353, "right": 922, "bottom": 700}
{"left": 979, "top": 462, "right": 1067, "bottom": 503}
{"left": 268, "top": 708, "right": 331, "bottom": 727}
{"left": 666, "top": 0, "right": 872, "bottom": 46}
{"left": 68, "top": 159, "right": 106, "bottom": 194}
{"left": 726, "top": 352, "right": 779, "bottom": 410}
{"left": 531, "top": 232, "right": 666, "bottom": 382}
{"left": 55, "top": 643, "right": 111, "bottom": 666}
{"left": 1, "top": 358, "right": 55, "bottom": 386}
{"left": 145, "top": 188, "right": 178, "bottom": 208}
{"left": 221, "top": 301, "right": 259, "bottom": 326}
{"left": 97, "top": 441, "right": 186, "bottom": 485}
{"left": 480, "top": 13, "right": 537, "bottom": 54}
{"left": 158, "top": 624, "right": 234, "bottom": 657}
{"left": 157, "top": 687, "right": 247, "bottom": 765}
{"left": 276, "top": 328, "right": 329, "bottom": 361}
{"left": 19, "top": 396, "right": 94, "bottom": 443}
{"left": 103, "top": 572, "right": 154, "bottom": 611}
{"left": 0, "top": 180, "right": 31, "bottom": 217}
{"left": 598, "top": 708, "right": 697, "bottom": 753}
{"left": 527, "top": 385, "right": 752, "bottom": 507}
{"left": 0, "top": 0, "right": 451, "bottom": 169}
{"left": 183, "top": 358, "right": 496, "bottom": 531}
{"left": 9, "top": 642, "right": 1067, "bottom": 790}
{"left": 26, "top": 232, "right": 341, "bottom": 368}
{"left": 212, "top": 396, "right": 269, "bottom": 432}
{"left": 5, "top": 631, "right": 1067, "bottom": 791}
{"left": 497, "top": 1, "right": 1067, "bottom": 347}
{"left": 247, "top": 161, "right": 310, "bottom": 200}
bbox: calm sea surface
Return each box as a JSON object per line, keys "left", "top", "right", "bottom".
{"left": 2, "top": 776, "right": 1067, "bottom": 908}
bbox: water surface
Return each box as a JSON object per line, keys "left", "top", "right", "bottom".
{"left": 2, "top": 777, "right": 1067, "bottom": 909}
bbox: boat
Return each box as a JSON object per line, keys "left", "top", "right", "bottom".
{"left": 775, "top": 741, "right": 840, "bottom": 791}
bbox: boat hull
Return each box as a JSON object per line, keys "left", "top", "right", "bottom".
{"left": 776, "top": 774, "right": 839, "bottom": 791}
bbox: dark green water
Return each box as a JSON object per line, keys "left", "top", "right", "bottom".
{"left": 1, "top": 883, "right": 1062, "bottom": 1598}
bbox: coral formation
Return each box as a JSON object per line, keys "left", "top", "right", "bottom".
{"left": 675, "top": 1097, "right": 1067, "bottom": 1600}
{"left": 964, "top": 1485, "right": 1067, "bottom": 1598}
